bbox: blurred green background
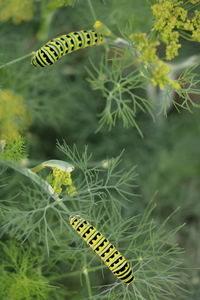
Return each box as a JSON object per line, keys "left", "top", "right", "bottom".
{"left": 0, "top": 0, "right": 200, "bottom": 299}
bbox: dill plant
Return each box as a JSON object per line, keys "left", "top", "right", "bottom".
{"left": 0, "top": 0, "right": 199, "bottom": 299}
{"left": 86, "top": 0, "right": 200, "bottom": 131}
{"left": 0, "top": 241, "right": 53, "bottom": 300}
{"left": 0, "top": 144, "right": 186, "bottom": 299}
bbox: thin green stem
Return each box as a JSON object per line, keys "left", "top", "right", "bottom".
{"left": 0, "top": 52, "right": 35, "bottom": 70}
{"left": 31, "top": 163, "right": 45, "bottom": 173}
{"left": 83, "top": 265, "right": 93, "bottom": 299}
{"left": 37, "top": 1, "right": 54, "bottom": 41}
{"left": 87, "top": 0, "right": 97, "bottom": 21}
{"left": 49, "top": 264, "right": 104, "bottom": 281}
{"left": 183, "top": 1, "right": 200, "bottom": 11}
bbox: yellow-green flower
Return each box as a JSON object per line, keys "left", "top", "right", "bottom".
{"left": 165, "top": 40, "right": 181, "bottom": 61}
{"left": 192, "top": 29, "right": 200, "bottom": 42}
{"left": 151, "top": 1, "right": 200, "bottom": 59}
{"left": 46, "top": 167, "right": 77, "bottom": 195}
{"left": 151, "top": 61, "right": 180, "bottom": 90}
{"left": 129, "top": 33, "right": 160, "bottom": 64}
{"left": 151, "top": 61, "right": 171, "bottom": 90}
{"left": 0, "top": 90, "right": 30, "bottom": 141}
{"left": 0, "top": 0, "right": 34, "bottom": 24}
{"left": 130, "top": 32, "right": 180, "bottom": 90}
{"left": 67, "top": 185, "right": 77, "bottom": 196}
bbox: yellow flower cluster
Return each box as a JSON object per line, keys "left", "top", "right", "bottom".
{"left": 47, "top": 168, "right": 77, "bottom": 195}
{"left": 130, "top": 33, "right": 180, "bottom": 90}
{"left": 0, "top": 0, "right": 34, "bottom": 24}
{"left": 191, "top": 11, "right": 200, "bottom": 42}
{"left": 152, "top": 1, "right": 200, "bottom": 59}
{"left": 151, "top": 61, "right": 180, "bottom": 90}
{"left": 0, "top": 90, "right": 30, "bottom": 141}
{"left": 130, "top": 33, "right": 160, "bottom": 63}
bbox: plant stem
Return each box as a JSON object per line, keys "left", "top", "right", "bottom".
{"left": 83, "top": 264, "right": 93, "bottom": 299}
{"left": 88, "top": 0, "right": 97, "bottom": 21}
{"left": 37, "top": 1, "right": 54, "bottom": 41}
{"left": 0, "top": 52, "right": 35, "bottom": 70}
{"left": 50, "top": 263, "right": 104, "bottom": 281}
{"left": 31, "top": 163, "right": 45, "bottom": 173}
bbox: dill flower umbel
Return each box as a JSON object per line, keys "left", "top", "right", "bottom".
{"left": 46, "top": 167, "right": 77, "bottom": 195}
{"left": 151, "top": 61, "right": 181, "bottom": 90}
{"left": 0, "top": 0, "right": 34, "bottom": 24}
{"left": 152, "top": 0, "right": 200, "bottom": 59}
{"left": 0, "top": 90, "right": 30, "bottom": 141}
{"left": 129, "top": 33, "right": 160, "bottom": 63}
{"left": 191, "top": 11, "right": 200, "bottom": 42}
{"left": 129, "top": 1, "right": 200, "bottom": 90}
{"left": 0, "top": 90, "right": 29, "bottom": 161}
{"left": 130, "top": 33, "right": 180, "bottom": 90}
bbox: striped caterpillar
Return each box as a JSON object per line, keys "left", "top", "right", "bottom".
{"left": 32, "top": 30, "right": 103, "bottom": 67}
{"left": 69, "top": 215, "right": 135, "bottom": 284}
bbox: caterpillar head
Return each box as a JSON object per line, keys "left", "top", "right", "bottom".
{"left": 69, "top": 214, "right": 82, "bottom": 225}
{"left": 31, "top": 55, "right": 37, "bottom": 67}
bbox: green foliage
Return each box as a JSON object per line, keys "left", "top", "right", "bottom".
{"left": 0, "top": 147, "right": 137, "bottom": 248}
{"left": 0, "top": 145, "right": 186, "bottom": 299}
{"left": 87, "top": 53, "right": 152, "bottom": 135}
{"left": 175, "top": 65, "right": 200, "bottom": 111}
{"left": 0, "top": 241, "right": 52, "bottom": 300}
{"left": 0, "top": 0, "right": 200, "bottom": 299}
{"left": 0, "top": 135, "right": 26, "bottom": 162}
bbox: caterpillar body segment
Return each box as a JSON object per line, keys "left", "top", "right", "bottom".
{"left": 32, "top": 30, "right": 104, "bottom": 67}
{"left": 69, "top": 215, "right": 135, "bottom": 285}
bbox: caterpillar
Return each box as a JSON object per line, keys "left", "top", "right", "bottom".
{"left": 32, "top": 30, "right": 103, "bottom": 67}
{"left": 69, "top": 215, "right": 135, "bottom": 285}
